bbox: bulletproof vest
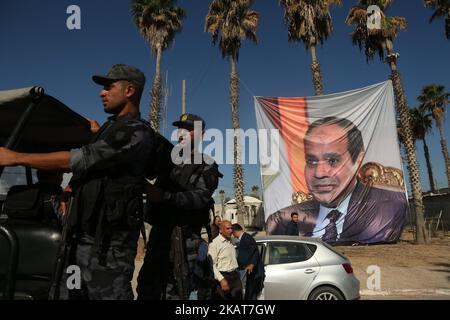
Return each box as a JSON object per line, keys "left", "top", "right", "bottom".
{"left": 68, "top": 116, "right": 148, "bottom": 236}
{"left": 176, "top": 161, "right": 217, "bottom": 227}
{"left": 146, "top": 160, "right": 218, "bottom": 228}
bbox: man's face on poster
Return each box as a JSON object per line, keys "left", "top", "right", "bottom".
{"left": 305, "top": 124, "right": 363, "bottom": 207}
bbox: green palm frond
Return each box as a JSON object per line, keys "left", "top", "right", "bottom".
{"left": 423, "top": 0, "right": 450, "bottom": 39}
{"left": 418, "top": 84, "right": 450, "bottom": 124}
{"left": 409, "top": 107, "right": 433, "bottom": 141}
{"left": 279, "top": 0, "right": 342, "bottom": 49}
{"left": 424, "top": 0, "right": 450, "bottom": 21}
{"left": 131, "top": 0, "right": 186, "bottom": 55}
{"left": 205, "top": 0, "right": 259, "bottom": 61}
{"left": 346, "top": 0, "right": 407, "bottom": 62}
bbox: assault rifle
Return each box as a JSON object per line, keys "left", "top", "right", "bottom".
{"left": 48, "top": 196, "right": 74, "bottom": 300}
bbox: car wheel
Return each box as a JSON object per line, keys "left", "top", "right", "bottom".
{"left": 308, "top": 286, "right": 344, "bottom": 300}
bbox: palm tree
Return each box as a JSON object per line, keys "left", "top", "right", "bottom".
{"left": 424, "top": 0, "right": 450, "bottom": 39}
{"left": 131, "top": 0, "right": 185, "bottom": 131}
{"left": 205, "top": 0, "right": 259, "bottom": 226}
{"left": 219, "top": 190, "right": 226, "bottom": 216}
{"left": 409, "top": 107, "right": 436, "bottom": 193}
{"left": 418, "top": 84, "right": 450, "bottom": 187}
{"left": 346, "top": 0, "right": 427, "bottom": 243}
{"left": 279, "top": 0, "right": 342, "bottom": 96}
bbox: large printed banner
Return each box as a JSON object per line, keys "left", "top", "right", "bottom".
{"left": 255, "top": 81, "right": 408, "bottom": 244}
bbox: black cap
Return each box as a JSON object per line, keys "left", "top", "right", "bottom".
{"left": 172, "top": 113, "right": 206, "bottom": 131}
{"left": 92, "top": 64, "right": 146, "bottom": 88}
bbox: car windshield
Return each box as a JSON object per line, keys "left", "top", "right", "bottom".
{"left": 0, "top": 167, "right": 28, "bottom": 218}
{"left": 1, "top": 167, "right": 28, "bottom": 193}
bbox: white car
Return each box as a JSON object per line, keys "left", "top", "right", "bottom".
{"left": 255, "top": 236, "right": 360, "bottom": 300}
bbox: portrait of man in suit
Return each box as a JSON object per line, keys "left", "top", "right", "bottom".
{"left": 266, "top": 116, "right": 408, "bottom": 244}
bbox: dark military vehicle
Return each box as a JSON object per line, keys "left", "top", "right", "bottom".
{"left": 0, "top": 87, "right": 93, "bottom": 300}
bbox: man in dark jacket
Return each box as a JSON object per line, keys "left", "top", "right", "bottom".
{"left": 0, "top": 64, "right": 154, "bottom": 299}
{"left": 137, "top": 113, "right": 222, "bottom": 300}
{"left": 232, "top": 224, "right": 264, "bottom": 300}
{"left": 286, "top": 212, "right": 299, "bottom": 236}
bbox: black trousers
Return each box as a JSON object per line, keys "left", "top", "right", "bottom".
{"left": 136, "top": 224, "right": 172, "bottom": 300}
{"left": 244, "top": 272, "right": 263, "bottom": 300}
{"left": 136, "top": 224, "right": 203, "bottom": 300}
{"left": 59, "top": 230, "right": 139, "bottom": 300}
{"left": 213, "top": 271, "right": 243, "bottom": 300}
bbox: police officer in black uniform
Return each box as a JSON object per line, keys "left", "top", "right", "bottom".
{"left": 0, "top": 64, "right": 155, "bottom": 300}
{"left": 137, "top": 113, "right": 221, "bottom": 300}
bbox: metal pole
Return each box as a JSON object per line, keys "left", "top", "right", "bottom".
{"left": 25, "top": 167, "right": 33, "bottom": 185}
{"left": 48, "top": 197, "right": 73, "bottom": 300}
{"left": 0, "top": 225, "right": 19, "bottom": 300}
{"left": 219, "top": 191, "right": 225, "bottom": 218}
{"left": 182, "top": 80, "right": 186, "bottom": 114}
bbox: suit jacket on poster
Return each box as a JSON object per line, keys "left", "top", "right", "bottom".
{"left": 266, "top": 182, "right": 408, "bottom": 244}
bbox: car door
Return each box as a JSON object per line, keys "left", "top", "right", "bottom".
{"left": 263, "top": 241, "right": 320, "bottom": 300}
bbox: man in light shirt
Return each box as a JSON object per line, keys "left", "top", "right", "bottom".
{"left": 208, "top": 220, "right": 243, "bottom": 300}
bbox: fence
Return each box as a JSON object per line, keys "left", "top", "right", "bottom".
{"left": 407, "top": 192, "right": 449, "bottom": 237}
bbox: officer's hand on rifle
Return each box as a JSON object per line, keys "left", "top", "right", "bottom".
{"left": 220, "top": 278, "right": 230, "bottom": 293}
{"left": 145, "top": 183, "right": 163, "bottom": 202}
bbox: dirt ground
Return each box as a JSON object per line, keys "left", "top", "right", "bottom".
{"left": 334, "top": 230, "right": 450, "bottom": 292}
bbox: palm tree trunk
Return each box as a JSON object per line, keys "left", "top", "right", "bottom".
{"left": 150, "top": 45, "right": 163, "bottom": 132}
{"left": 422, "top": 138, "right": 436, "bottom": 193}
{"left": 219, "top": 192, "right": 225, "bottom": 217}
{"left": 310, "top": 46, "right": 324, "bottom": 96}
{"left": 436, "top": 120, "right": 450, "bottom": 187}
{"left": 230, "top": 57, "right": 245, "bottom": 227}
{"left": 390, "top": 66, "right": 427, "bottom": 244}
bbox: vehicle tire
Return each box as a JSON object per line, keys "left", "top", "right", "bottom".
{"left": 308, "top": 286, "right": 345, "bottom": 300}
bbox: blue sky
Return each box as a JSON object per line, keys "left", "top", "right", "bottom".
{"left": 1, "top": 0, "right": 449, "bottom": 200}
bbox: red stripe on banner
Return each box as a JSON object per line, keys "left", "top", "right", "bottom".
{"left": 277, "top": 97, "right": 308, "bottom": 194}
{"left": 256, "top": 97, "right": 309, "bottom": 195}
{"left": 255, "top": 97, "right": 282, "bottom": 129}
